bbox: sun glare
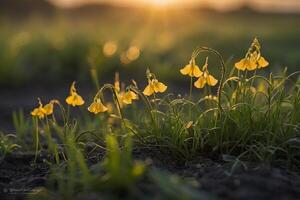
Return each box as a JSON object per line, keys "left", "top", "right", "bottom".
{"left": 142, "top": 0, "right": 176, "bottom": 7}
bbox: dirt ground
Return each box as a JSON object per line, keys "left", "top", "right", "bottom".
{"left": 1, "top": 147, "right": 300, "bottom": 200}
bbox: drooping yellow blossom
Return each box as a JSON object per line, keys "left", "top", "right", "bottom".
{"left": 66, "top": 81, "right": 85, "bottom": 107}
{"left": 31, "top": 98, "right": 46, "bottom": 119}
{"left": 122, "top": 90, "right": 138, "bottom": 105}
{"left": 43, "top": 102, "right": 53, "bottom": 115}
{"left": 180, "top": 58, "right": 202, "bottom": 77}
{"left": 257, "top": 56, "right": 269, "bottom": 69}
{"left": 235, "top": 38, "right": 269, "bottom": 71}
{"left": 235, "top": 58, "right": 257, "bottom": 71}
{"left": 194, "top": 57, "right": 218, "bottom": 89}
{"left": 31, "top": 99, "right": 59, "bottom": 118}
{"left": 43, "top": 100, "right": 59, "bottom": 115}
{"left": 88, "top": 98, "right": 108, "bottom": 114}
{"left": 143, "top": 78, "right": 167, "bottom": 96}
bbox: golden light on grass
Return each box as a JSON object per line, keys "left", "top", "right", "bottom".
{"left": 103, "top": 41, "right": 118, "bottom": 57}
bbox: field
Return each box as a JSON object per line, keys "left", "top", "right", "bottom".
{"left": 1, "top": 4, "right": 300, "bottom": 200}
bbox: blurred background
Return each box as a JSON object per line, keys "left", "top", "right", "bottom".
{"left": 1, "top": 0, "right": 300, "bottom": 130}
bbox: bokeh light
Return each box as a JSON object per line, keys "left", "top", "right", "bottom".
{"left": 103, "top": 41, "right": 118, "bottom": 57}
{"left": 126, "top": 46, "right": 140, "bottom": 61}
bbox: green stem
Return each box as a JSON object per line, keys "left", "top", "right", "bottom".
{"left": 189, "top": 76, "right": 193, "bottom": 101}
{"left": 189, "top": 76, "right": 193, "bottom": 119}
{"left": 129, "top": 86, "right": 156, "bottom": 126}
{"left": 45, "top": 116, "right": 53, "bottom": 152}
{"left": 34, "top": 117, "right": 39, "bottom": 163}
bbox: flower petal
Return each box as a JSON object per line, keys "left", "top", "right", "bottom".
{"left": 143, "top": 84, "right": 154, "bottom": 96}
{"left": 235, "top": 58, "right": 247, "bottom": 71}
{"left": 180, "top": 65, "right": 192, "bottom": 76}
{"left": 258, "top": 56, "right": 269, "bottom": 68}
{"left": 156, "top": 82, "right": 167, "bottom": 93}
{"left": 74, "top": 95, "right": 85, "bottom": 106}
{"left": 246, "top": 59, "right": 257, "bottom": 71}
{"left": 43, "top": 103, "right": 53, "bottom": 115}
{"left": 66, "top": 95, "right": 74, "bottom": 106}
{"left": 207, "top": 75, "right": 218, "bottom": 86}
{"left": 193, "top": 65, "right": 203, "bottom": 77}
{"left": 194, "top": 76, "right": 206, "bottom": 88}
{"left": 88, "top": 101, "right": 108, "bottom": 114}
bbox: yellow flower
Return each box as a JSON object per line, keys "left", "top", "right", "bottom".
{"left": 257, "top": 56, "right": 269, "bottom": 69}
{"left": 88, "top": 98, "right": 108, "bottom": 114}
{"left": 31, "top": 98, "right": 46, "bottom": 119}
{"left": 235, "top": 58, "right": 257, "bottom": 71}
{"left": 43, "top": 100, "right": 59, "bottom": 115}
{"left": 143, "top": 78, "right": 167, "bottom": 96}
{"left": 43, "top": 102, "right": 54, "bottom": 115}
{"left": 31, "top": 99, "right": 59, "bottom": 118}
{"left": 66, "top": 81, "right": 85, "bottom": 107}
{"left": 180, "top": 58, "right": 202, "bottom": 77}
{"left": 235, "top": 38, "right": 269, "bottom": 71}
{"left": 194, "top": 57, "right": 218, "bottom": 89}
{"left": 122, "top": 90, "right": 138, "bottom": 105}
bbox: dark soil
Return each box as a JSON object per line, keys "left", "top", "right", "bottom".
{"left": 134, "top": 147, "right": 300, "bottom": 200}
{"left": 0, "top": 153, "right": 49, "bottom": 200}
{"left": 1, "top": 147, "right": 300, "bottom": 200}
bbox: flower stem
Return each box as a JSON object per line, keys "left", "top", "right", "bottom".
{"left": 34, "top": 117, "right": 39, "bottom": 163}
{"left": 189, "top": 76, "right": 193, "bottom": 119}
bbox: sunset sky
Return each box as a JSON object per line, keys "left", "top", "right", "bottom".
{"left": 49, "top": 0, "right": 300, "bottom": 12}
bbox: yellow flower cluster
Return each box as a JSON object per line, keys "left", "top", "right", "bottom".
{"left": 180, "top": 57, "right": 218, "bottom": 89}
{"left": 180, "top": 58, "right": 202, "bottom": 77}
{"left": 113, "top": 72, "right": 139, "bottom": 107}
{"left": 235, "top": 38, "right": 269, "bottom": 71}
{"left": 143, "top": 78, "right": 167, "bottom": 96}
{"left": 31, "top": 99, "right": 58, "bottom": 119}
{"left": 31, "top": 38, "right": 269, "bottom": 119}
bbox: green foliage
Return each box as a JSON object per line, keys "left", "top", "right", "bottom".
{"left": 0, "top": 132, "right": 20, "bottom": 161}
{"left": 12, "top": 109, "right": 32, "bottom": 148}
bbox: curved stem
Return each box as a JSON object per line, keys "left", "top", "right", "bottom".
{"left": 95, "top": 84, "right": 124, "bottom": 119}
{"left": 193, "top": 47, "right": 226, "bottom": 112}
{"left": 75, "top": 130, "right": 104, "bottom": 143}
{"left": 129, "top": 86, "right": 156, "bottom": 125}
